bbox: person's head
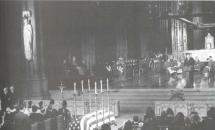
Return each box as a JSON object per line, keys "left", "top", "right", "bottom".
{"left": 186, "top": 53, "right": 191, "bottom": 59}
{"left": 32, "top": 105, "right": 38, "bottom": 113}
{"left": 166, "top": 108, "right": 174, "bottom": 117}
{"left": 62, "top": 100, "right": 67, "bottom": 108}
{"left": 123, "top": 120, "right": 132, "bottom": 130}
{"left": 28, "top": 101, "right": 32, "bottom": 108}
{"left": 3, "top": 87, "right": 8, "bottom": 94}
{"left": 38, "top": 101, "right": 43, "bottom": 108}
{"left": 101, "top": 123, "right": 111, "bottom": 130}
{"left": 10, "top": 86, "right": 14, "bottom": 93}
{"left": 175, "top": 112, "right": 185, "bottom": 124}
{"left": 133, "top": 115, "right": 139, "bottom": 122}
{"left": 49, "top": 99, "right": 55, "bottom": 105}
{"left": 145, "top": 107, "right": 155, "bottom": 118}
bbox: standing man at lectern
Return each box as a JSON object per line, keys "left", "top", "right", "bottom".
{"left": 183, "top": 53, "right": 195, "bottom": 88}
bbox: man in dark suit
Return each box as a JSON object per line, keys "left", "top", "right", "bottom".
{"left": 1, "top": 87, "right": 9, "bottom": 111}
{"left": 29, "top": 105, "right": 43, "bottom": 123}
{"left": 45, "top": 99, "right": 58, "bottom": 119}
{"left": 208, "top": 56, "right": 215, "bottom": 88}
{"left": 58, "top": 100, "right": 71, "bottom": 130}
{"left": 14, "top": 105, "right": 31, "bottom": 130}
{"left": 8, "top": 86, "right": 17, "bottom": 108}
{"left": 184, "top": 53, "right": 195, "bottom": 88}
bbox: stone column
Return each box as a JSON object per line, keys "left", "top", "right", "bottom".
{"left": 192, "top": 2, "right": 203, "bottom": 49}
{"left": 115, "top": 16, "right": 128, "bottom": 59}
{"left": 137, "top": 4, "right": 149, "bottom": 58}
{"left": 22, "top": 0, "right": 48, "bottom": 98}
{"left": 36, "top": 2, "right": 49, "bottom": 99}
{"left": 116, "top": 28, "right": 128, "bottom": 59}
{"left": 81, "top": 32, "right": 96, "bottom": 75}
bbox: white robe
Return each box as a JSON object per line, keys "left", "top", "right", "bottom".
{"left": 23, "top": 23, "right": 33, "bottom": 61}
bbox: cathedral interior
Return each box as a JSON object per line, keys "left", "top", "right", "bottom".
{"left": 1, "top": 1, "right": 215, "bottom": 130}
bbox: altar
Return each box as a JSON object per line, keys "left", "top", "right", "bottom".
{"left": 185, "top": 49, "right": 215, "bottom": 62}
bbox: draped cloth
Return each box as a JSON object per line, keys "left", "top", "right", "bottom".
{"left": 80, "top": 110, "right": 115, "bottom": 130}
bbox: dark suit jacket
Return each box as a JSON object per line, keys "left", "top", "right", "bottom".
{"left": 184, "top": 58, "right": 195, "bottom": 72}
{"left": 58, "top": 108, "right": 71, "bottom": 128}
{"left": 1, "top": 93, "right": 9, "bottom": 111}
{"left": 14, "top": 111, "right": 31, "bottom": 130}
{"left": 8, "top": 92, "right": 17, "bottom": 108}
{"left": 29, "top": 113, "right": 44, "bottom": 123}
{"left": 202, "top": 118, "right": 215, "bottom": 130}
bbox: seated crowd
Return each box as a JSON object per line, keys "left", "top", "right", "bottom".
{"left": 0, "top": 98, "right": 71, "bottom": 130}
{"left": 1, "top": 86, "right": 215, "bottom": 130}
{"left": 118, "top": 107, "right": 215, "bottom": 130}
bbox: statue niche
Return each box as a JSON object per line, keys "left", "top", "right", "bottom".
{"left": 205, "top": 33, "right": 214, "bottom": 49}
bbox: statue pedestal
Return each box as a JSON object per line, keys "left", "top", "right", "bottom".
{"left": 25, "top": 77, "right": 48, "bottom": 98}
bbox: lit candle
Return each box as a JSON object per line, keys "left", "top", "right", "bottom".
{"left": 107, "top": 78, "right": 109, "bottom": 91}
{"left": 81, "top": 80, "right": 84, "bottom": 92}
{"left": 100, "top": 80, "right": 103, "bottom": 93}
{"left": 95, "top": 81, "right": 97, "bottom": 94}
{"left": 74, "top": 82, "right": 76, "bottom": 92}
{"left": 88, "top": 79, "right": 90, "bottom": 91}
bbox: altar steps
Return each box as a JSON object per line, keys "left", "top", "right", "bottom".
{"left": 49, "top": 88, "right": 215, "bottom": 114}
{"left": 108, "top": 88, "right": 215, "bottom": 113}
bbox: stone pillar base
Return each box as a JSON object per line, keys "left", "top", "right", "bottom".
{"left": 25, "top": 78, "right": 49, "bottom": 99}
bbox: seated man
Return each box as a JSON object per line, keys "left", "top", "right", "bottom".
{"left": 29, "top": 105, "right": 44, "bottom": 123}
{"left": 38, "top": 101, "right": 45, "bottom": 115}
{"left": 101, "top": 123, "right": 111, "bottom": 130}
{"left": 45, "top": 99, "right": 58, "bottom": 119}
{"left": 14, "top": 104, "right": 31, "bottom": 130}
{"left": 58, "top": 100, "right": 71, "bottom": 130}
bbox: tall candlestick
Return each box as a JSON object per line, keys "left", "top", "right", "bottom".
{"left": 81, "top": 80, "right": 84, "bottom": 92}
{"left": 95, "top": 81, "right": 97, "bottom": 94}
{"left": 100, "top": 80, "right": 103, "bottom": 93}
{"left": 74, "top": 82, "right": 76, "bottom": 92}
{"left": 88, "top": 79, "right": 90, "bottom": 92}
{"left": 107, "top": 78, "right": 109, "bottom": 91}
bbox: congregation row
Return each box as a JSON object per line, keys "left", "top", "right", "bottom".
{"left": 0, "top": 98, "right": 71, "bottom": 130}
{"left": 117, "top": 107, "right": 215, "bottom": 130}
